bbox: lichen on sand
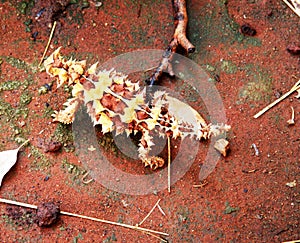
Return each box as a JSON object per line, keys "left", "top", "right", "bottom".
{"left": 238, "top": 67, "right": 272, "bottom": 104}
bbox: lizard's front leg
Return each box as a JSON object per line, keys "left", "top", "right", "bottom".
{"left": 137, "top": 126, "right": 165, "bottom": 170}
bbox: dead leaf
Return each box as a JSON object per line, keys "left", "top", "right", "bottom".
{"left": 0, "top": 139, "right": 30, "bottom": 187}
{"left": 214, "top": 138, "right": 230, "bottom": 157}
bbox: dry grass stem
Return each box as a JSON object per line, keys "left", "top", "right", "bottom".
{"left": 17, "top": 139, "right": 30, "bottom": 150}
{"left": 61, "top": 210, "right": 168, "bottom": 236}
{"left": 38, "top": 21, "right": 57, "bottom": 67}
{"left": 167, "top": 136, "right": 171, "bottom": 193}
{"left": 138, "top": 199, "right": 161, "bottom": 226}
{"left": 0, "top": 198, "right": 169, "bottom": 237}
{"left": 254, "top": 80, "right": 300, "bottom": 118}
{"left": 242, "top": 169, "right": 258, "bottom": 173}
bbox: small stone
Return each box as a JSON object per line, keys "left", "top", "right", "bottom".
{"left": 37, "top": 138, "right": 62, "bottom": 152}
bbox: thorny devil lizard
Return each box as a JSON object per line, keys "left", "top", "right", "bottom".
{"left": 44, "top": 48, "right": 231, "bottom": 170}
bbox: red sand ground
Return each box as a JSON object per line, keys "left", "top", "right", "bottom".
{"left": 0, "top": 1, "right": 299, "bottom": 242}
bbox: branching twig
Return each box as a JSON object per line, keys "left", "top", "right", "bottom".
{"left": 147, "top": 0, "right": 195, "bottom": 86}
{"left": 254, "top": 80, "right": 300, "bottom": 118}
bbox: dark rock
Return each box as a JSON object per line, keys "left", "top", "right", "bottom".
{"left": 36, "top": 202, "right": 60, "bottom": 227}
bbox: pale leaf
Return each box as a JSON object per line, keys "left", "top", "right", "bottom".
{"left": 0, "top": 139, "right": 29, "bottom": 187}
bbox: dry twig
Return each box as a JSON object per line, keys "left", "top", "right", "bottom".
{"left": 193, "top": 180, "right": 208, "bottom": 188}
{"left": 254, "top": 80, "right": 300, "bottom": 118}
{"left": 0, "top": 198, "right": 168, "bottom": 238}
{"left": 287, "top": 106, "right": 295, "bottom": 125}
{"left": 147, "top": 0, "right": 195, "bottom": 86}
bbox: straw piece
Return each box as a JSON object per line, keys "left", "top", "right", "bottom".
{"left": 142, "top": 231, "right": 168, "bottom": 242}
{"left": 283, "top": 0, "right": 300, "bottom": 17}
{"left": 193, "top": 180, "right": 208, "bottom": 188}
{"left": 287, "top": 106, "right": 295, "bottom": 125}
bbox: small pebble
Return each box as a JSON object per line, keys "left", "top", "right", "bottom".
{"left": 95, "top": 1, "right": 102, "bottom": 7}
{"left": 287, "top": 43, "right": 300, "bottom": 55}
